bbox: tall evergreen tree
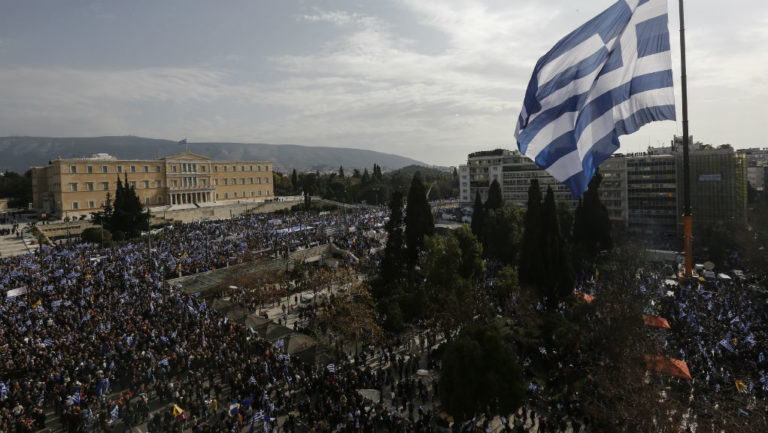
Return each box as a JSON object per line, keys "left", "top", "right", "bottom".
{"left": 573, "top": 172, "right": 613, "bottom": 258}
{"left": 338, "top": 165, "right": 345, "bottom": 178}
{"left": 539, "top": 186, "right": 574, "bottom": 306}
{"left": 291, "top": 169, "right": 298, "bottom": 193}
{"left": 485, "top": 179, "right": 504, "bottom": 211}
{"left": 404, "top": 172, "right": 434, "bottom": 270}
{"left": 361, "top": 168, "right": 370, "bottom": 185}
{"left": 519, "top": 179, "right": 542, "bottom": 285}
{"left": 105, "top": 175, "right": 149, "bottom": 239}
{"left": 470, "top": 192, "right": 485, "bottom": 241}
{"left": 380, "top": 191, "right": 405, "bottom": 283}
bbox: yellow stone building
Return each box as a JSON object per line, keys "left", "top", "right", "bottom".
{"left": 31, "top": 152, "right": 274, "bottom": 217}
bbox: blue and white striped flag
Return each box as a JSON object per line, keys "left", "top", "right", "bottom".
{"left": 515, "top": 0, "right": 675, "bottom": 197}
{"left": 251, "top": 410, "right": 265, "bottom": 423}
{"left": 110, "top": 404, "right": 119, "bottom": 421}
{"left": 0, "top": 382, "right": 7, "bottom": 400}
{"left": 326, "top": 363, "right": 335, "bottom": 373}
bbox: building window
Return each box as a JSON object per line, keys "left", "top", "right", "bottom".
{"left": 70, "top": 165, "right": 77, "bottom": 173}
{"left": 172, "top": 180, "right": 178, "bottom": 187}
{"left": 156, "top": 180, "right": 162, "bottom": 188}
{"left": 213, "top": 165, "right": 218, "bottom": 172}
{"left": 265, "top": 166, "right": 270, "bottom": 171}
{"left": 224, "top": 192, "right": 228, "bottom": 199}
{"left": 69, "top": 183, "right": 78, "bottom": 192}
{"left": 130, "top": 166, "right": 136, "bottom": 173}
{"left": 172, "top": 166, "right": 177, "bottom": 172}
{"left": 201, "top": 179, "right": 206, "bottom": 186}
{"left": 86, "top": 182, "right": 94, "bottom": 191}
{"left": 257, "top": 177, "right": 261, "bottom": 184}
{"left": 232, "top": 165, "right": 236, "bottom": 171}
{"left": 156, "top": 165, "right": 161, "bottom": 172}
{"left": 223, "top": 178, "right": 228, "bottom": 185}
{"left": 241, "top": 165, "right": 245, "bottom": 171}
{"left": 214, "top": 179, "right": 218, "bottom": 186}
{"left": 130, "top": 181, "right": 136, "bottom": 188}
{"left": 102, "top": 165, "right": 108, "bottom": 173}
{"left": 258, "top": 190, "right": 262, "bottom": 196}
{"left": 250, "top": 177, "right": 254, "bottom": 184}
{"left": 145, "top": 197, "right": 150, "bottom": 205}
{"left": 241, "top": 178, "right": 245, "bottom": 185}
{"left": 72, "top": 202, "right": 79, "bottom": 210}
{"left": 234, "top": 192, "right": 238, "bottom": 198}
{"left": 223, "top": 165, "right": 227, "bottom": 172}
{"left": 88, "top": 200, "right": 95, "bottom": 208}
{"left": 201, "top": 165, "right": 206, "bottom": 172}
{"left": 102, "top": 182, "right": 109, "bottom": 190}
{"left": 143, "top": 181, "right": 150, "bottom": 188}
{"left": 257, "top": 165, "right": 261, "bottom": 172}
{"left": 232, "top": 178, "right": 236, "bottom": 185}
{"left": 87, "top": 166, "right": 93, "bottom": 174}
{"left": 216, "top": 193, "right": 219, "bottom": 199}
{"left": 265, "top": 177, "right": 269, "bottom": 184}
{"left": 143, "top": 165, "right": 149, "bottom": 173}
{"left": 251, "top": 191, "right": 254, "bottom": 197}
{"left": 117, "top": 166, "right": 123, "bottom": 173}
{"left": 249, "top": 165, "right": 253, "bottom": 171}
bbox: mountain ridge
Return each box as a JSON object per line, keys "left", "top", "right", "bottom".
{"left": 0, "top": 136, "right": 428, "bottom": 173}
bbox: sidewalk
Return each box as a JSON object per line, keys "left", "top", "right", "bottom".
{"left": 0, "top": 225, "right": 35, "bottom": 257}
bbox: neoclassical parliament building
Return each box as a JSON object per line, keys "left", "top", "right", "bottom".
{"left": 31, "top": 152, "right": 274, "bottom": 217}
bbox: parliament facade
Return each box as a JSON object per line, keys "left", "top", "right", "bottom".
{"left": 31, "top": 152, "right": 274, "bottom": 217}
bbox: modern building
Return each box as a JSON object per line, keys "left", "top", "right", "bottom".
{"left": 460, "top": 137, "right": 747, "bottom": 244}
{"left": 459, "top": 149, "right": 577, "bottom": 209}
{"left": 738, "top": 148, "right": 768, "bottom": 191}
{"left": 31, "top": 152, "right": 274, "bottom": 217}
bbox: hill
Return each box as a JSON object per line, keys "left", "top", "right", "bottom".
{"left": 0, "top": 136, "right": 426, "bottom": 174}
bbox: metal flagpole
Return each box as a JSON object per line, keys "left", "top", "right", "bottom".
{"left": 678, "top": 0, "right": 693, "bottom": 279}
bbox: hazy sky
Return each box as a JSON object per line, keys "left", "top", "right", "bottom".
{"left": 1, "top": 0, "right": 766, "bottom": 166}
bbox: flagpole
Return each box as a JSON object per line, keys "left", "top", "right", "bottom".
{"left": 678, "top": 0, "right": 693, "bottom": 279}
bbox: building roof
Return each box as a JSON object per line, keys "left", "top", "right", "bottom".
{"left": 162, "top": 151, "right": 212, "bottom": 161}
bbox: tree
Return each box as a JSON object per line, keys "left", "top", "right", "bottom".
{"left": 440, "top": 323, "right": 525, "bottom": 422}
{"left": 301, "top": 173, "right": 317, "bottom": 210}
{"left": 361, "top": 168, "right": 370, "bottom": 185}
{"left": 291, "top": 169, "right": 299, "bottom": 193}
{"left": 519, "top": 179, "right": 543, "bottom": 285}
{"left": 338, "top": 165, "right": 345, "bottom": 179}
{"left": 485, "top": 179, "right": 504, "bottom": 211}
{"left": 454, "top": 225, "right": 484, "bottom": 282}
{"left": 272, "top": 172, "right": 294, "bottom": 196}
{"left": 573, "top": 172, "right": 612, "bottom": 259}
{"left": 491, "top": 265, "right": 519, "bottom": 305}
{"left": 81, "top": 227, "right": 112, "bottom": 247}
{"left": 470, "top": 192, "right": 485, "bottom": 241}
{"left": 0, "top": 170, "right": 32, "bottom": 208}
{"left": 404, "top": 172, "right": 434, "bottom": 270}
{"left": 482, "top": 208, "right": 524, "bottom": 266}
{"left": 538, "top": 186, "right": 574, "bottom": 306}
{"left": 374, "top": 191, "right": 407, "bottom": 331}
{"left": 103, "top": 175, "right": 149, "bottom": 239}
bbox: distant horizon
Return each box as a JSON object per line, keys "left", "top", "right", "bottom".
{"left": 1, "top": 1, "right": 765, "bottom": 167}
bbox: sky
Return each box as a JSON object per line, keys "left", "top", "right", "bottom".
{"left": 0, "top": 0, "right": 766, "bottom": 166}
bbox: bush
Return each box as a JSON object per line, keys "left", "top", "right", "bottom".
{"left": 81, "top": 227, "right": 113, "bottom": 246}
{"left": 111, "top": 230, "right": 125, "bottom": 242}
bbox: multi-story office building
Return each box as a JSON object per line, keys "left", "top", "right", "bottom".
{"left": 32, "top": 152, "right": 274, "bottom": 217}
{"left": 738, "top": 148, "right": 768, "bottom": 191}
{"left": 677, "top": 150, "right": 747, "bottom": 232}
{"left": 459, "top": 149, "right": 577, "bottom": 209}
{"left": 626, "top": 154, "right": 678, "bottom": 238}
{"left": 460, "top": 137, "right": 747, "bottom": 242}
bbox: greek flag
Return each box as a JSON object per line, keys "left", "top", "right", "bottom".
{"left": 252, "top": 410, "right": 265, "bottom": 422}
{"left": 110, "top": 404, "right": 119, "bottom": 421}
{"left": 0, "top": 382, "right": 7, "bottom": 400}
{"left": 515, "top": 0, "right": 675, "bottom": 197}
{"left": 326, "top": 363, "right": 336, "bottom": 373}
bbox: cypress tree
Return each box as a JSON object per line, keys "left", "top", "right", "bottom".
{"left": 519, "top": 179, "right": 542, "bottom": 285}
{"left": 485, "top": 179, "right": 504, "bottom": 211}
{"left": 404, "top": 172, "right": 434, "bottom": 270}
{"left": 380, "top": 191, "right": 405, "bottom": 283}
{"left": 291, "top": 169, "right": 298, "bottom": 193}
{"left": 540, "top": 186, "right": 574, "bottom": 306}
{"left": 470, "top": 192, "right": 485, "bottom": 241}
{"left": 573, "top": 172, "right": 613, "bottom": 258}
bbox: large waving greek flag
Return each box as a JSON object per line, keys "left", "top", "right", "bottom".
{"left": 515, "top": 0, "right": 675, "bottom": 197}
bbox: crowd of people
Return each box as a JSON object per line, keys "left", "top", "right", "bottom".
{"left": 1, "top": 207, "right": 453, "bottom": 433}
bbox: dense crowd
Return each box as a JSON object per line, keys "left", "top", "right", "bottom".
{"left": 0, "top": 208, "right": 445, "bottom": 433}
